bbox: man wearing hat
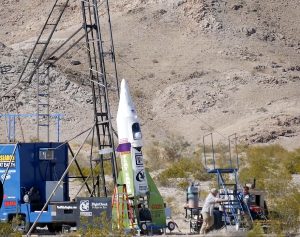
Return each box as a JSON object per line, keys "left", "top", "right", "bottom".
{"left": 200, "top": 188, "right": 225, "bottom": 235}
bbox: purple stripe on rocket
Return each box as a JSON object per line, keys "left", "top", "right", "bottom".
{"left": 117, "top": 142, "right": 131, "bottom": 152}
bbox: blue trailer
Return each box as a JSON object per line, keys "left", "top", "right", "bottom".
{"left": 0, "top": 142, "right": 112, "bottom": 233}
{"left": 0, "top": 142, "right": 72, "bottom": 232}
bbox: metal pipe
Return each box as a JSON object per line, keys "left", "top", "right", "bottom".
{"left": 210, "top": 133, "right": 215, "bottom": 169}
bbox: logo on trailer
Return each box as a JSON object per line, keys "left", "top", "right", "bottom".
{"left": 0, "top": 155, "right": 16, "bottom": 168}
{"left": 92, "top": 202, "right": 108, "bottom": 209}
{"left": 1, "top": 174, "right": 11, "bottom": 181}
{"left": 80, "top": 200, "right": 89, "bottom": 212}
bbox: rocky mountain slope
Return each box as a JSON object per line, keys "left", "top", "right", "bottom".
{"left": 0, "top": 0, "right": 299, "bottom": 150}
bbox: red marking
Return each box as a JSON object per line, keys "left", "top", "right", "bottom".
{"left": 250, "top": 205, "right": 263, "bottom": 213}
{"left": 151, "top": 204, "right": 164, "bottom": 209}
{"left": 4, "top": 201, "right": 16, "bottom": 207}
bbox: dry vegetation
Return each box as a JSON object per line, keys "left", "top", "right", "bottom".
{"left": 146, "top": 135, "right": 300, "bottom": 235}
{"left": 239, "top": 145, "right": 300, "bottom": 234}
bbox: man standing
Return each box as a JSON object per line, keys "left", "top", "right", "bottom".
{"left": 200, "top": 188, "right": 224, "bottom": 235}
{"left": 242, "top": 186, "right": 253, "bottom": 228}
{"left": 242, "top": 186, "right": 251, "bottom": 209}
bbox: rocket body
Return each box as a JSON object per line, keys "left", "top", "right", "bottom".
{"left": 116, "top": 79, "right": 148, "bottom": 197}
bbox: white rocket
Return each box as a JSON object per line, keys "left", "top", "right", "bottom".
{"left": 116, "top": 79, "right": 148, "bottom": 197}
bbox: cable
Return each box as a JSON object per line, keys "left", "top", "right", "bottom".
{"left": 115, "top": 53, "right": 145, "bottom": 78}
{"left": 54, "top": 125, "right": 95, "bottom": 150}
{"left": 191, "top": 113, "right": 227, "bottom": 139}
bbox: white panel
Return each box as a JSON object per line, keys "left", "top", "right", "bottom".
{"left": 46, "top": 181, "right": 64, "bottom": 202}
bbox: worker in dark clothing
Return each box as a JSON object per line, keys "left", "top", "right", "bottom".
{"left": 241, "top": 186, "right": 253, "bottom": 228}
{"left": 242, "top": 186, "right": 251, "bottom": 209}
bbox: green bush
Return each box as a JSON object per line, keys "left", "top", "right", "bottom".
{"left": 78, "top": 213, "right": 131, "bottom": 237}
{"left": 283, "top": 148, "right": 300, "bottom": 174}
{"left": 156, "top": 157, "right": 212, "bottom": 187}
{"left": 239, "top": 144, "right": 300, "bottom": 234}
{"left": 145, "top": 134, "right": 191, "bottom": 166}
{"left": 247, "top": 221, "right": 264, "bottom": 237}
{"left": 69, "top": 159, "right": 113, "bottom": 179}
{"left": 177, "top": 179, "right": 190, "bottom": 190}
{"left": 0, "top": 219, "right": 22, "bottom": 237}
{"left": 0, "top": 222, "right": 14, "bottom": 237}
{"left": 269, "top": 188, "right": 300, "bottom": 234}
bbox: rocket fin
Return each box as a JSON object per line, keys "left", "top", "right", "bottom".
{"left": 146, "top": 170, "right": 167, "bottom": 227}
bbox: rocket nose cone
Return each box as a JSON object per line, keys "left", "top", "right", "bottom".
{"left": 118, "top": 79, "right": 135, "bottom": 113}
{"left": 120, "top": 78, "right": 127, "bottom": 89}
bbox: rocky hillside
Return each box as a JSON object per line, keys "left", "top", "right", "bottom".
{"left": 0, "top": 0, "right": 299, "bottom": 149}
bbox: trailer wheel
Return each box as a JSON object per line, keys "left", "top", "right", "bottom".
{"left": 167, "top": 221, "right": 176, "bottom": 231}
{"left": 47, "top": 223, "right": 62, "bottom": 233}
{"left": 47, "top": 224, "right": 55, "bottom": 233}
{"left": 140, "top": 222, "right": 148, "bottom": 235}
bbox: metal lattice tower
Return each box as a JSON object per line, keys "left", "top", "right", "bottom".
{"left": 80, "top": 0, "right": 119, "bottom": 197}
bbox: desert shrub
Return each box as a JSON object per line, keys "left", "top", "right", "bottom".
{"left": 282, "top": 148, "right": 300, "bottom": 174}
{"left": 247, "top": 221, "right": 264, "bottom": 237}
{"left": 239, "top": 144, "right": 300, "bottom": 234}
{"left": 0, "top": 218, "right": 22, "bottom": 237}
{"left": 69, "top": 163, "right": 99, "bottom": 177}
{"left": 145, "top": 134, "right": 192, "bottom": 171}
{"left": 85, "top": 137, "right": 95, "bottom": 146}
{"left": 0, "top": 222, "right": 14, "bottom": 236}
{"left": 144, "top": 141, "right": 162, "bottom": 171}
{"left": 177, "top": 179, "right": 190, "bottom": 190}
{"left": 69, "top": 157, "right": 113, "bottom": 178}
{"left": 78, "top": 213, "right": 131, "bottom": 237}
{"left": 268, "top": 187, "right": 300, "bottom": 234}
{"left": 238, "top": 145, "right": 300, "bottom": 188}
{"left": 161, "top": 133, "right": 191, "bottom": 161}
{"left": 164, "top": 196, "right": 180, "bottom": 214}
{"left": 29, "top": 137, "right": 40, "bottom": 142}
{"left": 199, "top": 190, "right": 209, "bottom": 201}
{"left": 156, "top": 157, "right": 212, "bottom": 186}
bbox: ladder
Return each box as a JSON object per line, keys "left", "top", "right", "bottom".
{"left": 112, "top": 184, "right": 134, "bottom": 229}
{"left": 80, "top": 0, "right": 119, "bottom": 197}
{"left": 36, "top": 66, "right": 50, "bottom": 142}
{"left": 18, "top": 0, "right": 70, "bottom": 85}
